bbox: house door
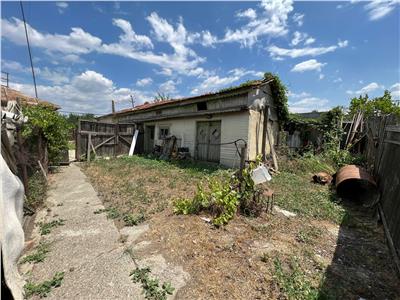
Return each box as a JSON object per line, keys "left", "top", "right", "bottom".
{"left": 144, "top": 125, "right": 155, "bottom": 153}
{"left": 196, "top": 121, "right": 221, "bottom": 163}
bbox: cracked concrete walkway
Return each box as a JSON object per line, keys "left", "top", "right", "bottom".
{"left": 25, "top": 164, "right": 141, "bottom": 299}
{"left": 22, "top": 164, "right": 188, "bottom": 300}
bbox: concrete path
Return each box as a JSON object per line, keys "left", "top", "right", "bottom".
{"left": 22, "top": 164, "right": 188, "bottom": 299}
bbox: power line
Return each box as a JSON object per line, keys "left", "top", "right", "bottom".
{"left": 20, "top": 1, "right": 38, "bottom": 99}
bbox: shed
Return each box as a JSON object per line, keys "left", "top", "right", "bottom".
{"left": 98, "top": 79, "right": 280, "bottom": 168}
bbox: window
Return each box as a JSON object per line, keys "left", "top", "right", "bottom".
{"left": 159, "top": 126, "right": 170, "bottom": 139}
{"left": 197, "top": 101, "right": 208, "bottom": 111}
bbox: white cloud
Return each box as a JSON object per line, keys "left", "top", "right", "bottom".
{"left": 288, "top": 91, "right": 311, "bottom": 98}
{"left": 136, "top": 77, "right": 153, "bottom": 87}
{"left": 304, "top": 37, "right": 315, "bottom": 45}
{"left": 159, "top": 79, "right": 179, "bottom": 95}
{"left": 111, "top": 18, "right": 153, "bottom": 49}
{"left": 338, "top": 40, "right": 349, "bottom": 48}
{"left": 10, "top": 70, "right": 153, "bottom": 114}
{"left": 390, "top": 83, "right": 400, "bottom": 99}
{"left": 346, "top": 82, "right": 384, "bottom": 95}
{"left": 291, "top": 59, "right": 326, "bottom": 72}
{"left": 268, "top": 40, "right": 348, "bottom": 60}
{"left": 290, "top": 31, "right": 315, "bottom": 46}
{"left": 364, "top": 0, "right": 399, "bottom": 21}
{"left": 191, "top": 68, "right": 262, "bottom": 94}
{"left": 236, "top": 8, "right": 257, "bottom": 20}
{"left": 200, "top": 31, "right": 218, "bottom": 47}
{"left": 1, "top": 17, "right": 102, "bottom": 55}
{"left": 289, "top": 96, "right": 330, "bottom": 113}
{"left": 333, "top": 77, "right": 343, "bottom": 83}
{"left": 292, "top": 13, "right": 304, "bottom": 26}
{"left": 319, "top": 73, "right": 325, "bottom": 80}
{"left": 56, "top": 2, "right": 68, "bottom": 13}
{"left": 1, "top": 60, "right": 30, "bottom": 74}
{"left": 101, "top": 13, "right": 205, "bottom": 76}
{"left": 222, "top": 0, "right": 294, "bottom": 47}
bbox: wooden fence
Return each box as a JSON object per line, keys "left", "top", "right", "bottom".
{"left": 76, "top": 120, "right": 138, "bottom": 161}
{"left": 366, "top": 115, "right": 400, "bottom": 270}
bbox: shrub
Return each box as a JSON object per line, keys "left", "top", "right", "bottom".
{"left": 22, "top": 105, "right": 72, "bottom": 163}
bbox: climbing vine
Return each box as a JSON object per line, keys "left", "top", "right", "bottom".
{"left": 264, "top": 72, "right": 289, "bottom": 125}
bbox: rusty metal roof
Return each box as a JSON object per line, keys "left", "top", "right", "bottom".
{"left": 1, "top": 86, "right": 60, "bottom": 110}
{"left": 100, "top": 79, "right": 266, "bottom": 118}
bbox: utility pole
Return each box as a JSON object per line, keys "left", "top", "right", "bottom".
{"left": 130, "top": 95, "right": 135, "bottom": 108}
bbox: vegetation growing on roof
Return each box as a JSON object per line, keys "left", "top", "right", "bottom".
{"left": 218, "top": 80, "right": 260, "bottom": 93}
{"left": 264, "top": 72, "right": 289, "bottom": 124}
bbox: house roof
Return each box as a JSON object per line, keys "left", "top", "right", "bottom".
{"left": 1, "top": 86, "right": 60, "bottom": 110}
{"left": 100, "top": 79, "right": 267, "bottom": 119}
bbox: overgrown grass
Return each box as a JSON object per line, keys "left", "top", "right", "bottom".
{"left": 270, "top": 155, "right": 345, "bottom": 224}
{"left": 24, "top": 272, "right": 64, "bottom": 298}
{"left": 26, "top": 172, "right": 48, "bottom": 209}
{"left": 273, "top": 257, "right": 319, "bottom": 299}
{"left": 38, "top": 219, "right": 65, "bottom": 235}
{"left": 20, "top": 242, "right": 50, "bottom": 264}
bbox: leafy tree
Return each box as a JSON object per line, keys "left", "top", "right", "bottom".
{"left": 22, "top": 105, "right": 73, "bottom": 162}
{"left": 349, "top": 90, "right": 400, "bottom": 117}
{"left": 64, "top": 113, "right": 95, "bottom": 128}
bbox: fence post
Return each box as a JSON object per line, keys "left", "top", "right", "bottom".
{"left": 87, "top": 133, "right": 91, "bottom": 162}
{"left": 239, "top": 144, "right": 247, "bottom": 177}
{"left": 76, "top": 120, "right": 81, "bottom": 161}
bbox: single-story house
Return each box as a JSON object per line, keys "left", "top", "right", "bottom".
{"left": 98, "top": 79, "right": 280, "bottom": 168}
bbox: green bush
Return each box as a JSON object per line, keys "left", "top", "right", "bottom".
{"left": 173, "top": 159, "right": 263, "bottom": 226}
{"left": 22, "top": 105, "right": 72, "bottom": 163}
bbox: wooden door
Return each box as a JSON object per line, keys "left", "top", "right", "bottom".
{"left": 196, "top": 121, "right": 221, "bottom": 163}
{"left": 144, "top": 125, "right": 155, "bottom": 153}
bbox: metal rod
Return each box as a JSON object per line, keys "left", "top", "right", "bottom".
{"left": 20, "top": 1, "right": 38, "bottom": 99}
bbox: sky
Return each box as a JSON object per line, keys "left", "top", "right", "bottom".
{"left": 1, "top": 0, "right": 399, "bottom": 115}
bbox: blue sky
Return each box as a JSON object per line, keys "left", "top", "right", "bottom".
{"left": 1, "top": 0, "right": 399, "bottom": 115}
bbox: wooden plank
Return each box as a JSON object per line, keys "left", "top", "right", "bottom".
{"left": 385, "top": 125, "right": 400, "bottom": 133}
{"left": 384, "top": 139, "right": 400, "bottom": 146}
{"left": 38, "top": 160, "right": 47, "bottom": 180}
{"left": 93, "top": 136, "right": 114, "bottom": 151}
{"left": 87, "top": 133, "right": 91, "bottom": 162}
{"left": 129, "top": 129, "right": 139, "bottom": 156}
{"left": 79, "top": 131, "right": 115, "bottom": 136}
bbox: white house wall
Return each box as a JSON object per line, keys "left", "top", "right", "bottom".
{"left": 145, "top": 111, "right": 249, "bottom": 168}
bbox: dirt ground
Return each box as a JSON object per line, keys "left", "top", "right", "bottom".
{"left": 83, "top": 156, "right": 400, "bottom": 299}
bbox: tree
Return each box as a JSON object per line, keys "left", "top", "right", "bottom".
{"left": 153, "top": 92, "right": 171, "bottom": 103}
{"left": 349, "top": 90, "right": 400, "bottom": 117}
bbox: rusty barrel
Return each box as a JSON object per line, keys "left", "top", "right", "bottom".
{"left": 336, "top": 165, "right": 379, "bottom": 204}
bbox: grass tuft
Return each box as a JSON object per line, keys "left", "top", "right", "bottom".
{"left": 20, "top": 242, "right": 51, "bottom": 264}
{"left": 24, "top": 272, "right": 64, "bottom": 298}
{"left": 38, "top": 219, "right": 65, "bottom": 235}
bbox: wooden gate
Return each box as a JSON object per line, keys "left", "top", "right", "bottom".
{"left": 76, "top": 120, "right": 137, "bottom": 161}
{"left": 196, "top": 121, "right": 221, "bottom": 163}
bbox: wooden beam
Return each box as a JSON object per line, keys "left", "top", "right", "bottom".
{"left": 87, "top": 133, "right": 91, "bottom": 162}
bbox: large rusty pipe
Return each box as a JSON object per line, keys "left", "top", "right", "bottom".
{"left": 336, "top": 165, "right": 379, "bottom": 205}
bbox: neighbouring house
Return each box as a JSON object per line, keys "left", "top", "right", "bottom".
{"left": 98, "top": 79, "right": 280, "bottom": 168}
{"left": 1, "top": 85, "right": 60, "bottom": 187}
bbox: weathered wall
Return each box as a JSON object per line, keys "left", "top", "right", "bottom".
{"left": 142, "top": 111, "right": 249, "bottom": 168}
{"left": 246, "top": 85, "right": 279, "bottom": 160}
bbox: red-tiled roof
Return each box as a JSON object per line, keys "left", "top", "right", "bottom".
{"left": 102, "top": 79, "right": 265, "bottom": 118}
{"left": 1, "top": 86, "right": 60, "bottom": 110}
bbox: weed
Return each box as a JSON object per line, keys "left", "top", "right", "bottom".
{"left": 20, "top": 242, "right": 50, "bottom": 264}
{"left": 123, "top": 212, "right": 145, "bottom": 226}
{"left": 38, "top": 219, "right": 65, "bottom": 235}
{"left": 260, "top": 252, "right": 270, "bottom": 263}
{"left": 273, "top": 257, "right": 318, "bottom": 299}
{"left": 296, "top": 226, "right": 323, "bottom": 244}
{"left": 93, "top": 207, "right": 120, "bottom": 219}
{"left": 130, "top": 267, "right": 175, "bottom": 300}
{"left": 26, "top": 172, "right": 48, "bottom": 209}
{"left": 24, "top": 272, "right": 64, "bottom": 298}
